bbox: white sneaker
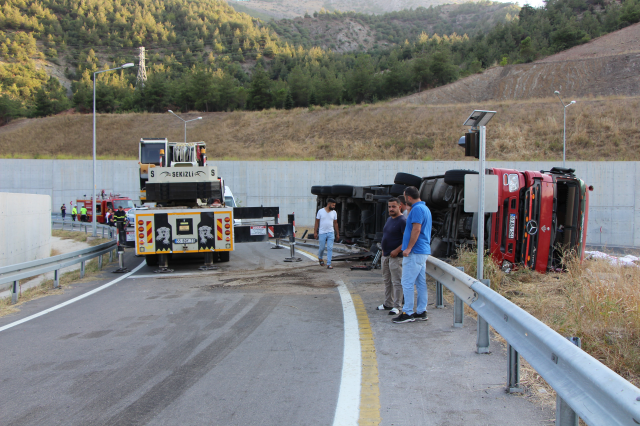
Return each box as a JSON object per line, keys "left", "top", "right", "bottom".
{"left": 388, "top": 308, "right": 400, "bottom": 315}
{"left": 376, "top": 304, "right": 392, "bottom": 310}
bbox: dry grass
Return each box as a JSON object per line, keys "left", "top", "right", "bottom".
{"left": 450, "top": 248, "right": 640, "bottom": 408}
{"left": 1, "top": 96, "right": 639, "bottom": 161}
{"left": 52, "top": 229, "right": 112, "bottom": 246}
{"left": 0, "top": 256, "right": 116, "bottom": 318}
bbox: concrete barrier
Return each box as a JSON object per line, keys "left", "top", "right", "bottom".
{"left": 0, "top": 159, "right": 636, "bottom": 247}
{"left": 0, "top": 192, "right": 52, "bottom": 267}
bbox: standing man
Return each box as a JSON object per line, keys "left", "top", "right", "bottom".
{"left": 393, "top": 186, "right": 432, "bottom": 324}
{"left": 377, "top": 197, "right": 406, "bottom": 315}
{"left": 80, "top": 205, "right": 88, "bottom": 222}
{"left": 113, "top": 206, "right": 128, "bottom": 246}
{"left": 71, "top": 205, "right": 77, "bottom": 222}
{"left": 398, "top": 195, "right": 410, "bottom": 217}
{"left": 314, "top": 198, "right": 339, "bottom": 269}
{"left": 60, "top": 204, "right": 66, "bottom": 220}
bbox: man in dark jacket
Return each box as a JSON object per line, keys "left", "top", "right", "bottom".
{"left": 376, "top": 197, "right": 406, "bottom": 316}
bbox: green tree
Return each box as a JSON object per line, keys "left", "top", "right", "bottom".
{"left": 345, "top": 55, "right": 375, "bottom": 103}
{"left": 288, "top": 66, "right": 311, "bottom": 107}
{"left": 34, "top": 76, "right": 71, "bottom": 117}
{"left": 429, "top": 50, "right": 459, "bottom": 86}
{"left": 248, "top": 65, "right": 272, "bottom": 110}
{"left": 284, "top": 91, "right": 294, "bottom": 110}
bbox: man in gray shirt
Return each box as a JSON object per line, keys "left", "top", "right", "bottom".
{"left": 377, "top": 197, "right": 407, "bottom": 315}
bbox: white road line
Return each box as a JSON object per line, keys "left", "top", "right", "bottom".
{"left": 0, "top": 261, "right": 146, "bottom": 333}
{"left": 332, "top": 279, "right": 362, "bottom": 426}
{"left": 269, "top": 242, "right": 362, "bottom": 423}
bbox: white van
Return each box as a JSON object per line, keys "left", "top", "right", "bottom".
{"left": 224, "top": 186, "right": 237, "bottom": 208}
{"left": 224, "top": 186, "right": 241, "bottom": 225}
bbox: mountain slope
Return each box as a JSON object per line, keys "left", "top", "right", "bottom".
{"left": 269, "top": 3, "right": 520, "bottom": 52}
{"left": 393, "top": 21, "right": 640, "bottom": 105}
{"left": 228, "top": 0, "right": 486, "bottom": 19}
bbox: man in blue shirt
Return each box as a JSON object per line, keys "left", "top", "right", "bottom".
{"left": 393, "top": 186, "right": 432, "bottom": 323}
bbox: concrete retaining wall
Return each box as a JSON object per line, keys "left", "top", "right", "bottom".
{"left": 0, "top": 192, "right": 51, "bottom": 267}
{"left": 0, "top": 159, "right": 636, "bottom": 247}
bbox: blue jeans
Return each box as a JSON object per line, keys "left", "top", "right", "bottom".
{"left": 401, "top": 253, "right": 429, "bottom": 315}
{"left": 318, "top": 233, "right": 335, "bottom": 265}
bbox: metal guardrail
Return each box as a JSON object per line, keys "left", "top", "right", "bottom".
{"left": 51, "top": 218, "right": 117, "bottom": 239}
{"left": 426, "top": 256, "right": 640, "bottom": 426}
{"left": 2, "top": 224, "right": 117, "bottom": 304}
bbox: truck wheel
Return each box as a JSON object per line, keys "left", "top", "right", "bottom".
{"left": 311, "top": 185, "right": 323, "bottom": 195}
{"left": 420, "top": 179, "right": 435, "bottom": 203}
{"left": 145, "top": 254, "right": 158, "bottom": 267}
{"left": 390, "top": 183, "right": 407, "bottom": 196}
{"left": 218, "top": 252, "right": 230, "bottom": 262}
{"left": 321, "top": 186, "right": 333, "bottom": 195}
{"left": 394, "top": 172, "right": 422, "bottom": 188}
{"left": 444, "top": 169, "right": 478, "bottom": 185}
{"left": 430, "top": 178, "right": 451, "bottom": 207}
{"left": 331, "top": 185, "right": 354, "bottom": 196}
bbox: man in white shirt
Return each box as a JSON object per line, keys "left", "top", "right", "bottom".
{"left": 314, "top": 198, "right": 339, "bottom": 269}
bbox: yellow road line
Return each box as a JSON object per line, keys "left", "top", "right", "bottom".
{"left": 283, "top": 243, "right": 381, "bottom": 424}
{"left": 351, "top": 291, "right": 382, "bottom": 426}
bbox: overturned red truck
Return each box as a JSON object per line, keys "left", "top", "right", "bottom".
{"left": 311, "top": 166, "right": 591, "bottom": 273}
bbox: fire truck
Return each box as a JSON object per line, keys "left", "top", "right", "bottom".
{"left": 135, "top": 138, "right": 290, "bottom": 269}
{"left": 75, "top": 194, "right": 135, "bottom": 223}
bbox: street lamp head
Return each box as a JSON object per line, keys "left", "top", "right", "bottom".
{"left": 197, "top": 117, "right": 202, "bottom": 120}
{"left": 122, "top": 63, "right": 135, "bottom": 68}
{"left": 570, "top": 101, "right": 576, "bottom": 105}
{"left": 554, "top": 90, "right": 560, "bottom": 95}
{"left": 168, "top": 110, "right": 173, "bottom": 113}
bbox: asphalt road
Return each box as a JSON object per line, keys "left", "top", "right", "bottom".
{"left": 0, "top": 243, "right": 343, "bottom": 426}
{"left": 0, "top": 242, "right": 553, "bottom": 425}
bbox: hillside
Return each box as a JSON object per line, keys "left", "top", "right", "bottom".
{"left": 268, "top": 3, "right": 519, "bottom": 52}
{"left": 393, "top": 22, "right": 640, "bottom": 105}
{"left": 228, "top": 0, "right": 480, "bottom": 19}
{"left": 0, "top": 0, "right": 638, "bottom": 126}
{"left": 1, "top": 96, "right": 639, "bottom": 161}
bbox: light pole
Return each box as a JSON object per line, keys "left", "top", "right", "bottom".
{"left": 93, "top": 62, "right": 134, "bottom": 237}
{"left": 167, "top": 110, "right": 202, "bottom": 143}
{"left": 554, "top": 91, "right": 576, "bottom": 168}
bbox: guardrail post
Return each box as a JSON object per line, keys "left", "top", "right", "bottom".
{"left": 476, "top": 279, "right": 491, "bottom": 354}
{"left": 556, "top": 337, "right": 581, "bottom": 426}
{"left": 507, "top": 344, "right": 522, "bottom": 393}
{"left": 80, "top": 261, "right": 85, "bottom": 278}
{"left": 11, "top": 280, "right": 18, "bottom": 304}
{"left": 436, "top": 281, "right": 444, "bottom": 308}
{"left": 98, "top": 255, "right": 103, "bottom": 270}
{"left": 453, "top": 266, "right": 464, "bottom": 327}
{"left": 109, "top": 249, "right": 113, "bottom": 262}
{"left": 54, "top": 269, "right": 59, "bottom": 288}
{"left": 102, "top": 227, "right": 105, "bottom": 238}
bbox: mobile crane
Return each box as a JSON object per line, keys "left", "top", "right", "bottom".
{"left": 135, "top": 138, "right": 290, "bottom": 270}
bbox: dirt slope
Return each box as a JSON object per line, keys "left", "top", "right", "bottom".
{"left": 1, "top": 96, "right": 639, "bottom": 161}
{"left": 394, "top": 22, "right": 640, "bottom": 105}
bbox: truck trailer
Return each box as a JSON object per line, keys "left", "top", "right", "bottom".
{"left": 311, "top": 167, "right": 591, "bottom": 273}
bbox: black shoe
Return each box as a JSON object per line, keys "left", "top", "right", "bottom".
{"left": 413, "top": 311, "right": 428, "bottom": 321}
{"left": 376, "top": 304, "right": 392, "bottom": 310}
{"left": 392, "top": 312, "right": 415, "bottom": 323}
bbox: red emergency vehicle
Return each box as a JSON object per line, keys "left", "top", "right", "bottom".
{"left": 75, "top": 194, "right": 135, "bottom": 224}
